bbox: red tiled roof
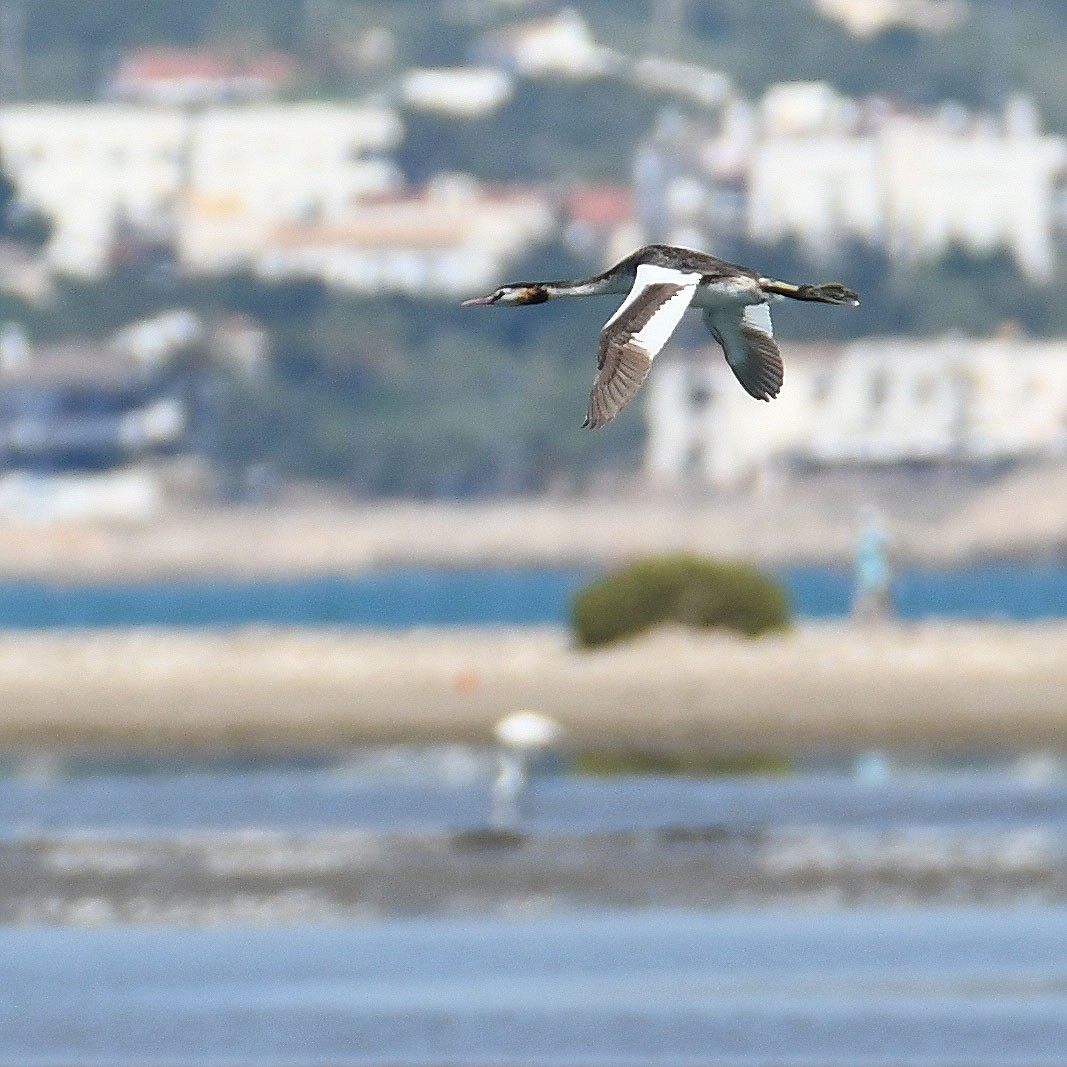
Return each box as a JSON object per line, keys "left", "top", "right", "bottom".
{"left": 114, "top": 47, "right": 296, "bottom": 87}
{"left": 566, "top": 186, "right": 633, "bottom": 227}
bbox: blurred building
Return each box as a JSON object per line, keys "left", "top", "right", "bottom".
{"left": 0, "top": 313, "right": 200, "bottom": 520}
{"left": 475, "top": 8, "right": 613, "bottom": 79}
{"left": 0, "top": 105, "right": 188, "bottom": 276}
{"left": 107, "top": 47, "right": 298, "bottom": 106}
{"left": 638, "top": 84, "right": 1067, "bottom": 282}
{"left": 645, "top": 333, "right": 1067, "bottom": 488}
{"left": 0, "top": 314, "right": 195, "bottom": 470}
{"left": 631, "top": 57, "right": 733, "bottom": 109}
{"left": 0, "top": 97, "right": 564, "bottom": 296}
{"left": 561, "top": 184, "right": 638, "bottom": 263}
{"left": 248, "top": 176, "right": 555, "bottom": 297}
{"left": 176, "top": 103, "right": 404, "bottom": 277}
{"left": 187, "top": 104, "right": 402, "bottom": 221}
{"left": 0, "top": 102, "right": 404, "bottom": 278}
{"left": 399, "top": 67, "right": 514, "bottom": 117}
{"left": 810, "top": 0, "right": 968, "bottom": 37}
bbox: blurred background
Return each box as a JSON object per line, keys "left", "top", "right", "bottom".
{"left": 2, "top": 1, "right": 1067, "bottom": 1064}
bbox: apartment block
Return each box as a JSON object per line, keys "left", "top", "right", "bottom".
{"left": 645, "top": 334, "right": 1067, "bottom": 488}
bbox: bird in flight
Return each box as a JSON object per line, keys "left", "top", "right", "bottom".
{"left": 462, "top": 243, "right": 860, "bottom": 428}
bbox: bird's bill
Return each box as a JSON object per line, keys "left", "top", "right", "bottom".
{"left": 461, "top": 293, "right": 496, "bottom": 306}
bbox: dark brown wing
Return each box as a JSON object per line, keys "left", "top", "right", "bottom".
{"left": 584, "top": 336, "right": 655, "bottom": 429}
{"left": 583, "top": 267, "right": 699, "bottom": 428}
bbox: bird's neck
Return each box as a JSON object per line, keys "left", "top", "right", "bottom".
{"left": 541, "top": 273, "right": 630, "bottom": 299}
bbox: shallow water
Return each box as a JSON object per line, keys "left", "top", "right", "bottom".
{"left": 0, "top": 559, "right": 1066, "bottom": 628}
{"left": 1, "top": 748, "right": 1065, "bottom": 834}
{"left": 2, "top": 906, "right": 1066, "bottom": 1066}
{"left": 2, "top": 750, "right": 1065, "bottom": 1064}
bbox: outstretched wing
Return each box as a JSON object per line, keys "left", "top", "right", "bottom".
{"left": 584, "top": 263, "right": 700, "bottom": 428}
{"left": 702, "top": 302, "right": 783, "bottom": 401}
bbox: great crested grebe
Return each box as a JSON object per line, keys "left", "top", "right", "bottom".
{"left": 462, "top": 243, "right": 860, "bottom": 428}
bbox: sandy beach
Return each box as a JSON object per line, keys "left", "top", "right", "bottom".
{"left": 0, "top": 460, "right": 1065, "bottom": 579}
{"left": 0, "top": 621, "right": 1063, "bottom": 753}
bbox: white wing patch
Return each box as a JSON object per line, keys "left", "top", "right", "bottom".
{"left": 707, "top": 310, "right": 750, "bottom": 373}
{"left": 583, "top": 263, "right": 701, "bottom": 428}
{"left": 743, "top": 300, "right": 774, "bottom": 338}
{"left": 604, "top": 263, "right": 701, "bottom": 358}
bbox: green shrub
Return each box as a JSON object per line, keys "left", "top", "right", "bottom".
{"left": 571, "top": 553, "right": 790, "bottom": 648}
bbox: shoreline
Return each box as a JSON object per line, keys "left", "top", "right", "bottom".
{"left": 1, "top": 458, "right": 1067, "bottom": 580}
{"left": 0, "top": 620, "right": 1063, "bottom": 753}
{"left": 0, "top": 492, "right": 1062, "bottom": 582}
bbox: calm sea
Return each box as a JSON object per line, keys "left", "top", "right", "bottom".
{"left": 3, "top": 906, "right": 1066, "bottom": 1067}
{"left": 0, "top": 559, "right": 1064, "bottom": 628}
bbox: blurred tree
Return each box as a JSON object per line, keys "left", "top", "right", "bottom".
{"left": 571, "top": 553, "right": 791, "bottom": 648}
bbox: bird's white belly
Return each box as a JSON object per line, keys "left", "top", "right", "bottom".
{"left": 693, "top": 276, "right": 763, "bottom": 310}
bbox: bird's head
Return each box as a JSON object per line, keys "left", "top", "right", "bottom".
{"left": 462, "top": 283, "right": 551, "bottom": 307}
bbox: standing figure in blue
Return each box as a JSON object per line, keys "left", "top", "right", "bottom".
{"left": 852, "top": 506, "right": 892, "bottom": 621}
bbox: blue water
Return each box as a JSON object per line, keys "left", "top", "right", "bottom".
{"left": 0, "top": 560, "right": 1063, "bottom": 628}
{"left": 2, "top": 907, "right": 1065, "bottom": 1066}
{"left": 0, "top": 568, "right": 591, "bottom": 629}
{"left": 789, "top": 560, "right": 1067, "bottom": 620}
{"left": 1, "top": 755, "right": 1065, "bottom": 835}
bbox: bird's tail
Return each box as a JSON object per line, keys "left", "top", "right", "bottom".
{"left": 759, "top": 278, "right": 860, "bottom": 306}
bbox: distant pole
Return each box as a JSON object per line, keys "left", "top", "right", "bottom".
{"left": 0, "top": 0, "right": 25, "bottom": 103}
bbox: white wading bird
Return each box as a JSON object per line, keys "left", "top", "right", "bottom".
{"left": 490, "top": 710, "right": 564, "bottom": 829}
{"left": 462, "top": 243, "right": 860, "bottom": 428}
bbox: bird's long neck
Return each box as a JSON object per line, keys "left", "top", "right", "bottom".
{"left": 539, "top": 270, "right": 631, "bottom": 299}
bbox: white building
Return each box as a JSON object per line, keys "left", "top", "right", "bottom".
{"left": 187, "top": 104, "right": 402, "bottom": 222}
{"left": 0, "top": 106, "right": 189, "bottom": 276}
{"left": 0, "top": 103, "right": 404, "bottom": 278}
{"left": 752, "top": 88, "right": 1067, "bottom": 280}
{"left": 811, "top": 0, "right": 968, "bottom": 37}
{"left": 477, "top": 8, "right": 613, "bottom": 79}
{"left": 642, "top": 84, "right": 1067, "bottom": 282}
{"left": 0, "top": 99, "right": 553, "bottom": 295}
{"left": 632, "top": 57, "right": 732, "bottom": 109}
{"left": 251, "top": 176, "right": 555, "bottom": 297}
{"left": 878, "top": 99, "right": 1066, "bottom": 279}
{"left": 746, "top": 82, "right": 883, "bottom": 252}
{"left": 645, "top": 334, "right": 1067, "bottom": 488}
{"left": 400, "top": 67, "right": 514, "bottom": 117}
